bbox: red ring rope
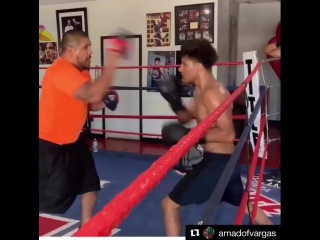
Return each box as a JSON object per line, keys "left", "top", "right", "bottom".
{"left": 74, "top": 61, "right": 262, "bottom": 237}
{"left": 251, "top": 142, "right": 269, "bottom": 221}
{"left": 89, "top": 114, "right": 246, "bottom": 120}
{"left": 86, "top": 128, "right": 240, "bottom": 142}
{"left": 235, "top": 115, "right": 267, "bottom": 224}
{"left": 39, "top": 62, "right": 244, "bottom": 70}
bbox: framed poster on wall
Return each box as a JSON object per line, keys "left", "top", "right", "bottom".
{"left": 56, "top": 8, "right": 88, "bottom": 42}
{"left": 146, "top": 12, "right": 171, "bottom": 47}
{"left": 174, "top": 3, "right": 214, "bottom": 45}
{"left": 147, "top": 51, "right": 175, "bottom": 92}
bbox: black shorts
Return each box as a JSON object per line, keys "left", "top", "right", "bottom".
{"left": 39, "top": 137, "right": 101, "bottom": 214}
{"left": 169, "top": 152, "right": 244, "bottom": 207}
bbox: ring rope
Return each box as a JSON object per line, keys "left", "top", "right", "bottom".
{"left": 236, "top": 115, "right": 267, "bottom": 224}
{"left": 85, "top": 128, "right": 240, "bottom": 142}
{"left": 38, "top": 61, "right": 244, "bottom": 70}
{"left": 38, "top": 58, "right": 280, "bottom": 71}
{"left": 251, "top": 141, "right": 269, "bottom": 221}
{"left": 198, "top": 88, "right": 266, "bottom": 225}
{"left": 38, "top": 58, "right": 279, "bottom": 70}
{"left": 73, "top": 61, "right": 262, "bottom": 237}
{"left": 88, "top": 114, "right": 246, "bottom": 120}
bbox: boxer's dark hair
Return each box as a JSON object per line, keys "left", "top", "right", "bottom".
{"left": 181, "top": 39, "right": 218, "bottom": 70}
{"left": 60, "top": 29, "right": 89, "bottom": 54}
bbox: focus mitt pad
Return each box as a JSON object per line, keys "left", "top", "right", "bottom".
{"left": 107, "top": 28, "right": 134, "bottom": 59}
{"left": 104, "top": 90, "right": 119, "bottom": 111}
{"left": 161, "top": 122, "right": 190, "bottom": 145}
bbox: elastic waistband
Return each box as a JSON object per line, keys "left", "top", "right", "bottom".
{"left": 203, "top": 152, "right": 232, "bottom": 162}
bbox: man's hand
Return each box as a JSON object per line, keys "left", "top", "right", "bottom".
{"left": 263, "top": 43, "right": 281, "bottom": 58}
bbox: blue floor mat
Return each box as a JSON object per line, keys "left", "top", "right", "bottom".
{"left": 42, "top": 150, "right": 280, "bottom": 236}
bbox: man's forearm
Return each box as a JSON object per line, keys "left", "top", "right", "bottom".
{"left": 90, "top": 51, "right": 120, "bottom": 96}
{"left": 264, "top": 43, "right": 281, "bottom": 58}
{"left": 89, "top": 101, "right": 106, "bottom": 111}
{"left": 177, "top": 110, "right": 194, "bottom": 124}
{"left": 268, "top": 49, "right": 281, "bottom": 58}
{"left": 205, "top": 128, "right": 235, "bottom": 142}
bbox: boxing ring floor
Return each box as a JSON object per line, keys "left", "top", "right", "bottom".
{"left": 39, "top": 148, "right": 281, "bottom": 237}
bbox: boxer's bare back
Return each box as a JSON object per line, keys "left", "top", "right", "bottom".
{"left": 179, "top": 77, "right": 235, "bottom": 154}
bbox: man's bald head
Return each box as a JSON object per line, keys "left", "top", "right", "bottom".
{"left": 60, "top": 29, "right": 89, "bottom": 54}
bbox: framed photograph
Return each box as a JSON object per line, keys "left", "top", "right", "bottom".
{"left": 146, "top": 12, "right": 171, "bottom": 47}
{"left": 147, "top": 51, "right": 175, "bottom": 91}
{"left": 39, "top": 25, "right": 58, "bottom": 65}
{"left": 174, "top": 3, "right": 214, "bottom": 45}
{"left": 56, "top": 8, "right": 88, "bottom": 42}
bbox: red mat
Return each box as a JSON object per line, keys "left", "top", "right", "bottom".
{"left": 39, "top": 214, "right": 79, "bottom": 236}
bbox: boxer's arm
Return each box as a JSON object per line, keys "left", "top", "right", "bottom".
{"left": 53, "top": 51, "right": 121, "bottom": 103}
{"left": 89, "top": 102, "right": 106, "bottom": 111}
{"left": 202, "top": 91, "right": 235, "bottom": 142}
{"left": 263, "top": 43, "right": 281, "bottom": 58}
{"left": 75, "top": 51, "right": 121, "bottom": 103}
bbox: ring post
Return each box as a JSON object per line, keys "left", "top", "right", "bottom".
{"left": 243, "top": 51, "right": 265, "bottom": 158}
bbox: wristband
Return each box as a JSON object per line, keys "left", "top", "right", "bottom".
{"left": 198, "top": 138, "right": 206, "bottom": 144}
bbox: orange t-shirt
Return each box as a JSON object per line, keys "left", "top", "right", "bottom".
{"left": 39, "top": 57, "right": 91, "bottom": 144}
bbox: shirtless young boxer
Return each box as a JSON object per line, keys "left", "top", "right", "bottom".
{"left": 159, "top": 39, "right": 273, "bottom": 236}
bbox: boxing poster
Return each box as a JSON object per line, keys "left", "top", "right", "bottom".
{"left": 39, "top": 25, "right": 58, "bottom": 65}
{"left": 147, "top": 51, "right": 175, "bottom": 92}
{"left": 146, "top": 12, "right": 171, "bottom": 47}
{"left": 175, "top": 51, "right": 194, "bottom": 97}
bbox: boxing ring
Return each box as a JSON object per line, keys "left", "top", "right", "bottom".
{"left": 38, "top": 51, "right": 280, "bottom": 236}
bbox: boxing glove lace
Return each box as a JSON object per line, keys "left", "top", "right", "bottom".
{"left": 158, "top": 76, "right": 185, "bottom": 114}
{"left": 161, "top": 122, "right": 206, "bottom": 146}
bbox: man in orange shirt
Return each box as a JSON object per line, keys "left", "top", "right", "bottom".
{"left": 39, "top": 29, "right": 128, "bottom": 226}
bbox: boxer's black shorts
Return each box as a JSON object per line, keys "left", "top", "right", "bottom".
{"left": 169, "top": 152, "right": 244, "bottom": 206}
{"left": 39, "top": 137, "right": 101, "bottom": 214}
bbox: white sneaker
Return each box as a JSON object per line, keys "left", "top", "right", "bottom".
{"left": 173, "top": 170, "right": 187, "bottom": 176}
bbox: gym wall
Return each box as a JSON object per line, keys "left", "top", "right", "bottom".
{"left": 39, "top": 0, "right": 224, "bottom": 140}
{"left": 236, "top": 1, "right": 281, "bottom": 121}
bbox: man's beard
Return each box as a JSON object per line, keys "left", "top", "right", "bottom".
{"left": 76, "top": 57, "right": 90, "bottom": 71}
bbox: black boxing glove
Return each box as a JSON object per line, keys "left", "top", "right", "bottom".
{"left": 162, "top": 122, "right": 189, "bottom": 145}
{"left": 158, "top": 76, "right": 185, "bottom": 114}
{"left": 161, "top": 122, "right": 206, "bottom": 146}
